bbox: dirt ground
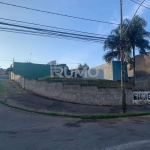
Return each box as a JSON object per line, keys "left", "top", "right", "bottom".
{"left": 0, "top": 79, "right": 150, "bottom": 115}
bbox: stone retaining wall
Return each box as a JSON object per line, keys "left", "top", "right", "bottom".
{"left": 14, "top": 74, "right": 133, "bottom": 106}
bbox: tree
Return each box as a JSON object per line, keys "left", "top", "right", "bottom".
{"left": 103, "top": 28, "right": 132, "bottom": 63}
{"left": 123, "top": 16, "right": 150, "bottom": 85}
{"left": 103, "top": 15, "right": 150, "bottom": 85}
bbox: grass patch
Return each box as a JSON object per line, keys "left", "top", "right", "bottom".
{"left": 0, "top": 82, "right": 8, "bottom": 93}
{"left": 38, "top": 77, "right": 135, "bottom": 89}
{"left": 0, "top": 100, "right": 150, "bottom": 119}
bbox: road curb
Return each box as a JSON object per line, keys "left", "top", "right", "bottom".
{"left": 1, "top": 100, "right": 150, "bottom": 119}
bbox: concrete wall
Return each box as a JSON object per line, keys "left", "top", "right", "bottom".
{"left": 14, "top": 74, "right": 25, "bottom": 88}
{"left": 135, "top": 54, "right": 150, "bottom": 90}
{"left": 0, "top": 75, "right": 9, "bottom": 79}
{"left": 135, "top": 77, "right": 150, "bottom": 90}
{"left": 135, "top": 54, "right": 150, "bottom": 77}
{"left": 9, "top": 72, "right": 14, "bottom": 80}
{"left": 82, "top": 61, "right": 128, "bottom": 81}
{"left": 82, "top": 63, "right": 112, "bottom": 80}
{"left": 14, "top": 74, "right": 133, "bottom": 106}
{"left": 133, "top": 91, "right": 150, "bottom": 105}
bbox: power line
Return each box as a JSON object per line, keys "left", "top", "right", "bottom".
{"left": 0, "top": 29, "right": 105, "bottom": 43}
{"left": 0, "top": 1, "right": 119, "bottom": 25}
{"left": 0, "top": 66, "right": 9, "bottom": 67}
{"left": 0, "top": 59, "right": 81, "bottom": 64}
{"left": 0, "top": 59, "right": 13, "bottom": 61}
{"left": 135, "top": 0, "right": 150, "bottom": 6}
{"left": 131, "top": 0, "right": 150, "bottom": 6}
{"left": 0, "top": 26, "right": 106, "bottom": 42}
{"left": 0, "top": 28, "right": 105, "bottom": 43}
{"left": 0, "top": 57, "right": 13, "bottom": 58}
{"left": 0, "top": 21, "right": 106, "bottom": 39}
{"left": 0, "top": 59, "right": 29, "bottom": 62}
{"left": 0, "top": 17, "right": 108, "bottom": 37}
{"left": 32, "top": 61, "right": 48, "bottom": 64}
{"left": 0, "top": 21, "right": 107, "bottom": 43}
{"left": 131, "top": 0, "right": 150, "bottom": 9}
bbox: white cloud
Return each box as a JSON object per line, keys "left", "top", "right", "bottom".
{"left": 124, "top": 0, "right": 149, "bottom": 19}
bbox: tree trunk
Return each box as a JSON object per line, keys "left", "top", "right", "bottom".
{"left": 133, "top": 46, "right": 136, "bottom": 86}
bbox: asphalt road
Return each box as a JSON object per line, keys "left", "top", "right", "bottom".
{"left": 1, "top": 104, "right": 150, "bottom": 150}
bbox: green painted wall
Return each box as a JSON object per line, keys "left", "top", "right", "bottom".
{"left": 13, "top": 62, "right": 50, "bottom": 79}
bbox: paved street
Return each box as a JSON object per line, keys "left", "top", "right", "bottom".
{"left": 1, "top": 104, "right": 150, "bottom": 150}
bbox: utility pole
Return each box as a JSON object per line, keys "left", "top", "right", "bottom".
{"left": 29, "top": 53, "right": 32, "bottom": 62}
{"left": 120, "top": 0, "right": 126, "bottom": 113}
{"left": 13, "top": 57, "right": 15, "bottom": 67}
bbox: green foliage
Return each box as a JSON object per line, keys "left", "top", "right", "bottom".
{"left": 127, "top": 58, "right": 134, "bottom": 70}
{"left": 103, "top": 15, "right": 150, "bottom": 66}
{"left": 38, "top": 76, "right": 60, "bottom": 80}
{"left": 38, "top": 77, "right": 135, "bottom": 89}
{"left": 0, "top": 82, "right": 8, "bottom": 93}
{"left": 124, "top": 16, "right": 150, "bottom": 52}
{"left": 1, "top": 99, "right": 150, "bottom": 119}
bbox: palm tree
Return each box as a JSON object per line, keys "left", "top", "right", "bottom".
{"left": 103, "top": 15, "right": 150, "bottom": 85}
{"left": 123, "top": 16, "right": 150, "bottom": 85}
{"left": 103, "top": 28, "right": 132, "bottom": 63}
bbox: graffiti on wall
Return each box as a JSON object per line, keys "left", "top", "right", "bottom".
{"left": 133, "top": 91, "right": 150, "bottom": 101}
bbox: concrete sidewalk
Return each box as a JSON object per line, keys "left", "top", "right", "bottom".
{"left": 0, "top": 80, "right": 150, "bottom": 115}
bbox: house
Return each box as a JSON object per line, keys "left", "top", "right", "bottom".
{"left": 0, "top": 68, "right": 8, "bottom": 75}
{"left": 82, "top": 61, "right": 128, "bottom": 81}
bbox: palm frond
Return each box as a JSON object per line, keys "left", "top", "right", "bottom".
{"left": 103, "top": 50, "right": 120, "bottom": 63}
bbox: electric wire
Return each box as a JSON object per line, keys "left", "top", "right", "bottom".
{"left": 0, "top": 21, "right": 107, "bottom": 43}
{"left": 0, "top": 17, "right": 108, "bottom": 37}
{"left": 0, "top": 21, "right": 106, "bottom": 40}
{"left": 131, "top": 0, "right": 150, "bottom": 9}
{"left": 123, "top": 0, "right": 145, "bottom": 38}
{"left": 0, "top": 1, "right": 119, "bottom": 25}
{"left": 0, "top": 27, "right": 106, "bottom": 42}
{"left": 0, "top": 29, "right": 105, "bottom": 43}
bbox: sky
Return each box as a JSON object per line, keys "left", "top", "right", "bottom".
{"left": 0, "top": 0, "right": 150, "bottom": 69}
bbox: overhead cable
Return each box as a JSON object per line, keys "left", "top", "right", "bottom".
{"left": 0, "top": 1, "right": 119, "bottom": 25}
